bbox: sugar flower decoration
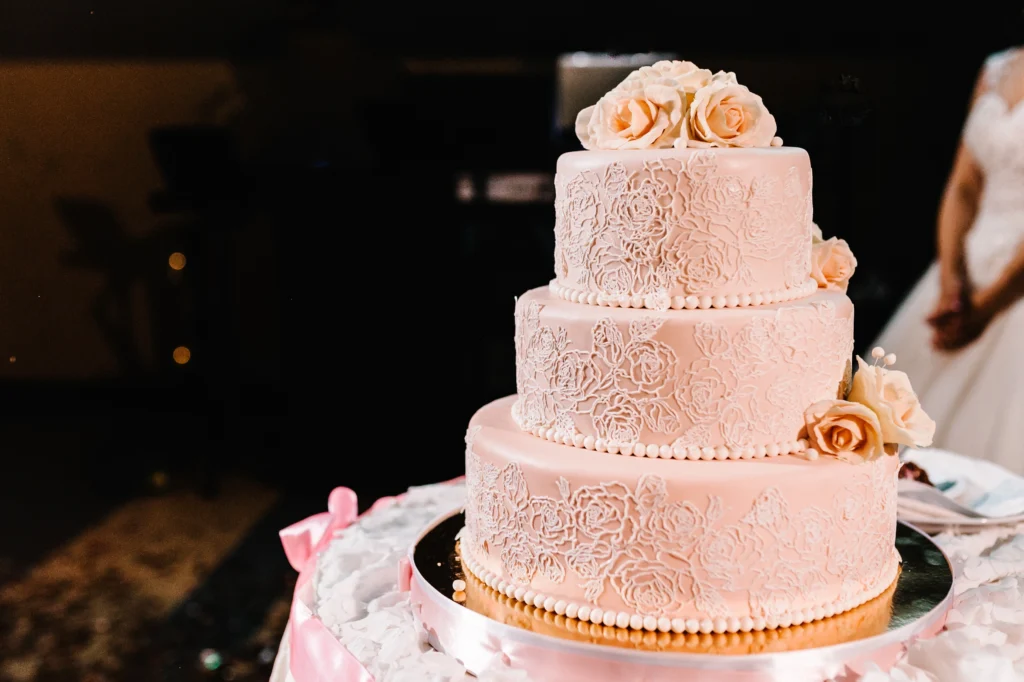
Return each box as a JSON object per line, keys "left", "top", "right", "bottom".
{"left": 803, "top": 348, "right": 935, "bottom": 463}
{"left": 575, "top": 60, "right": 777, "bottom": 150}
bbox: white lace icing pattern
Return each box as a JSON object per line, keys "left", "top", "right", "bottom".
{"left": 512, "top": 295, "right": 854, "bottom": 458}
{"left": 553, "top": 151, "right": 813, "bottom": 308}
{"left": 463, "top": 429, "right": 899, "bottom": 632}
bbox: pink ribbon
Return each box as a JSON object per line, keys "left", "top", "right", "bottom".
{"left": 279, "top": 477, "right": 465, "bottom": 682}
{"left": 280, "top": 487, "right": 374, "bottom": 682}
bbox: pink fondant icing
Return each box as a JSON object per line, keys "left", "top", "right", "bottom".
{"left": 463, "top": 397, "right": 900, "bottom": 632}
{"left": 553, "top": 147, "right": 813, "bottom": 309}
{"left": 513, "top": 287, "right": 854, "bottom": 456}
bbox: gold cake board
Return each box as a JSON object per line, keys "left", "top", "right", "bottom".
{"left": 409, "top": 511, "right": 953, "bottom": 681}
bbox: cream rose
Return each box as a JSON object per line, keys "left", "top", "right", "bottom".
{"left": 848, "top": 357, "right": 936, "bottom": 448}
{"left": 688, "top": 80, "right": 777, "bottom": 148}
{"left": 626, "top": 60, "right": 713, "bottom": 96}
{"left": 811, "top": 237, "right": 857, "bottom": 293}
{"left": 575, "top": 79, "right": 687, "bottom": 150}
{"left": 811, "top": 222, "right": 824, "bottom": 243}
{"left": 804, "top": 399, "right": 886, "bottom": 464}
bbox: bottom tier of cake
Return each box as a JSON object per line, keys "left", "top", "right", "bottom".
{"left": 462, "top": 396, "right": 900, "bottom": 634}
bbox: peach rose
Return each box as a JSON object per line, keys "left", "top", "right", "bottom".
{"left": 848, "top": 357, "right": 936, "bottom": 448}
{"left": 804, "top": 399, "right": 885, "bottom": 464}
{"left": 575, "top": 79, "right": 687, "bottom": 150}
{"left": 811, "top": 237, "right": 857, "bottom": 293}
{"left": 576, "top": 60, "right": 717, "bottom": 150}
{"left": 688, "top": 79, "right": 777, "bottom": 148}
{"left": 811, "top": 222, "right": 824, "bottom": 243}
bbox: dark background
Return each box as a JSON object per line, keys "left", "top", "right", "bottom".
{"left": 0, "top": 5, "right": 1015, "bottom": 499}
{"left": 0, "top": 4, "right": 1019, "bottom": 679}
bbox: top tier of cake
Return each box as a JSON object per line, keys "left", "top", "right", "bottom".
{"left": 552, "top": 147, "right": 815, "bottom": 311}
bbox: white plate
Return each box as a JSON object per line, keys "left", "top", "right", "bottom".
{"left": 898, "top": 448, "right": 1024, "bottom": 531}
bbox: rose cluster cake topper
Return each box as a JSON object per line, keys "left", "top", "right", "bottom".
{"left": 802, "top": 347, "right": 936, "bottom": 464}
{"left": 575, "top": 60, "right": 781, "bottom": 150}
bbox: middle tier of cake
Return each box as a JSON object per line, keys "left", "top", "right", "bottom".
{"left": 513, "top": 286, "right": 853, "bottom": 459}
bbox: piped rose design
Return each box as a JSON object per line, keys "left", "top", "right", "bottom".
{"left": 592, "top": 393, "right": 644, "bottom": 445}
{"left": 673, "top": 234, "right": 739, "bottom": 294}
{"left": 500, "top": 540, "right": 538, "bottom": 585}
{"left": 676, "top": 359, "right": 730, "bottom": 425}
{"left": 621, "top": 338, "right": 678, "bottom": 396}
{"left": 651, "top": 500, "right": 704, "bottom": 552}
{"left": 611, "top": 558, "right": 681, "bottom": 615}
{"left": 569, "top": 483, "right": 631, "bottom": 543}
{"left": 529, "top": 497, "right": 575, "bottom": 545}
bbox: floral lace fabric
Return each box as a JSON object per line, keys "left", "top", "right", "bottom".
{"left": 464, "top": 429, "right": 897, "bottom": 622}
{"left": 275, "top": 481, "right": 1024, "bottom": 682}
{"left": 512, "top": 294, "right": 853, "bottom": 450}
{"left": 553, "top": 151, "right": 812, "bottom": 299}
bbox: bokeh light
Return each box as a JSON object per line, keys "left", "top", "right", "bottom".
{"left": 168, "top": 252, "right": 187, "bottom": 270}
{"left": 173, "top": 346, "right": 191, "bottom": 364}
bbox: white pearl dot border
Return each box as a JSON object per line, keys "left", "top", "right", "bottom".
{"left": 548, "top": 278, "right": 819, "bottom": 311}
{"left": 460, "top": 545, "right": 901, "bottom": 634}
{"left": 521, "top": 422, "right": 809, "bottom": 461}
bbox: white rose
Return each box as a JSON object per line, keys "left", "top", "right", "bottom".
{"left": 848, "top": 357, "right": 936, "bottom": 448}
{"left": 688, "top": 79, "right": 777, "bottom": 148}
{"left": 625, "top": 60, "right": 713, "bottom": 95}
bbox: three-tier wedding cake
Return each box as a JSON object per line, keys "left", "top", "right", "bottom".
{"left": 460, "top": 61, "right": 935, "bottom": 635}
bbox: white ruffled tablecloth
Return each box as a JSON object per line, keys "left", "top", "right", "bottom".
{"left": 270, "top": 482, "right": 1024, "bottom": 682}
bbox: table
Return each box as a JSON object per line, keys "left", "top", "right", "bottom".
{"left": 272, "top": 482, "right": 1024, "bottom": 682}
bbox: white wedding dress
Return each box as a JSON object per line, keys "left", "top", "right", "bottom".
{"left": 874, "top": 49, "right": 1024, "bottom": 475}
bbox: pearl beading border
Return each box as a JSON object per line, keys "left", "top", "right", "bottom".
{"left": 466, "top": 572, "right": 894, "bottom": 648}
{"left": 548, "top": 278, "right": 818, "bottom": 311}
{"left": 460, "top": 543, "right": 901, "bottom": 634}
{"left": 520, "top": 420, "right": 808, "bottom": 461}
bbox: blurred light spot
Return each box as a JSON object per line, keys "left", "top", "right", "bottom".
{"left": 173, "top": 346, "right": 191, "bottom": 364}
{"left": 151, "top": 471, "right": 168, "bottom": 489}
{"left": 8, "top": 356, "right": 14, "bottom": 363}
{"left": 200, "top": 649, "right": 222, "bottom": 671}
{"left": 169, "top": 252, "right": 187, "bottom": 270}
{"left": 485, "top": 173, "right": 554, "bottom": 204}
{"left": 455, "top": 173, "right": 475, "bottom": 202}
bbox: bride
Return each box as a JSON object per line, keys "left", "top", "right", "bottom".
{"left": 874, "top": 48, "right": 1024, "bottom": 474}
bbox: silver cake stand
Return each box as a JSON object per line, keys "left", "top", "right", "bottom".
{"left": 409, "top": 511, "right": 953, "bottom": 682}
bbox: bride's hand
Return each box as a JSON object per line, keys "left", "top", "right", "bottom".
{"left": 932, "top": 288, "right": 997, "bottom": 351}
{"left": 927, "top": 264, "right": 971, "bottom": 329}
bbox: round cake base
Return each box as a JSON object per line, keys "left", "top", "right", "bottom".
{"left": 409, "top": 511, "right": 952, "bottom": 682}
